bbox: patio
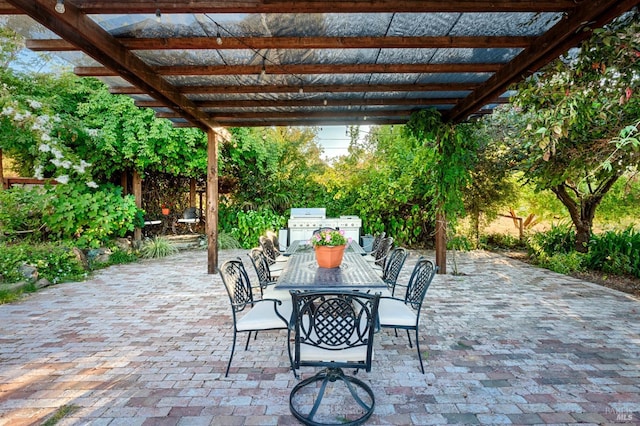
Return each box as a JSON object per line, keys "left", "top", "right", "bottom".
{"left": 0, "top": 248, "right": 638, "bottom": 425}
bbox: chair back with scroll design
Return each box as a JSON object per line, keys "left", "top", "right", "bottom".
{"left": 259, "top": 236, "right": 279, "bottom": 265}
{"left": 373, "top": 236, "right": 394, "bottom": 269}
{"left": 288, "top": 290, "right": 380, "bottom": 425}
{"left": 369, "top": 231, "right": 385, "bottom": 253}
{"left": 382, "top": 247, "right": 408, "bottom": 294}
{"left": 247, "top": 248, "right": 275, "bottom": 298}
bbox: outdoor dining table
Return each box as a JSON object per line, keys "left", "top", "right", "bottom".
{"left": 274, "top": 241, "right": 387, "bottom": 292}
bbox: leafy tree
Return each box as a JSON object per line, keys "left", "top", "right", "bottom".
{"left": 511, "top": 10, "right": 640, "bottom": 252}
{"left": 460, "top": 119, "right": 518, "bottom": 245}
{"left": 405, "top": 109, "right": 477, "bottom": 233}
{"left": 219, "top": 126, "right": 325, "bottom": 214}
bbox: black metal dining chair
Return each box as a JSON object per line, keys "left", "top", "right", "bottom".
{"left": 378, "top": 257, "right": 437, "bottom": 374}
{"left": 381, "top": 247, "right": 409, "bottom": 293}
{"left": 219, "top": 258, "right": 292, "bottom": 376}
{"left": 247, "top": 248, "right": 291, "bottom": 301}
{"left": 288, "top": 290, "right": 380, "bottom": 426}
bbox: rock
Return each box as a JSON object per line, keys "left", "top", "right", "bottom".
{"left": 35, "top": 278, "right": 52, "bottom": 289}
{"left": 72, "top": 247, "right": 90, "bottom": 270}
{"left": 18, "top": 264, "right": 38, "bottom": 282}
{"left": 114, "top": 238, "right": 131, "bottom": 252}
{"left": 93, "top": 248, "right": 112, "bottom": 264}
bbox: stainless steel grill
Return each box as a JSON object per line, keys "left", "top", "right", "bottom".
{"left": 287, "top": 208, "right": 362, "bottom": 247}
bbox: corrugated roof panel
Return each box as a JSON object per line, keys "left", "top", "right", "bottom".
{"left": 450, "top": 12, "right": 563, "bottom": 36}
{"left": 416, "top": 72, "right": 492, "bottom": 84}
{"left": 430, "top": 48, "right": 524, "bottom": 63}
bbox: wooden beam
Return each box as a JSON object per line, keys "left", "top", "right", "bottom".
{"left": 138, "top": 97, "right": 465, "bottom": 109}
{"left": 7, "top": 0, "right": 218, "bottom": 132}
{"left": 30, "top": 35, "right": 533, "bottom": 52}
{"left": 447, "top": 0, "right": 640, "bottom": 122}
{"left": 206, "top": 130, "right": 219, "bottom": 274}
{"left": 110, "top": 82, "right": 476, "bottom": 95}
{"left": 206, "top": 109, "right": 418, "bottom": 120}
{"left": 75, "top": 62, "right": 502, "bottom": 77}
{"left": 59, "top": 1, "right": 580, "bottom": 14}
{"left": 214, "top": 118, "right": 408, "bottom": 127}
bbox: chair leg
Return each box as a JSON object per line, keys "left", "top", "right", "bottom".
{"left": 225, "top": 330, "right": 238, "bottom": 377}
{"left": 406, "top": 329, "right": 413, "bottom": 348}
{"left": 244, "top": 331, "right": 252, "bottom": 350}
{"left": 414, "top": 328, "right": 424, "bottom": 374}
{"left": 289, "top": 368, "right": 375, "bottom": 426}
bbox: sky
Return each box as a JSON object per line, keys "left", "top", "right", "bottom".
{"left": 315, "top": 125, "right": 370, "bottom": 160}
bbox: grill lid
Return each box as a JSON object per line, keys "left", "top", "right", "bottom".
{"left": 290, "top": 208, "right": 326, "bottom": 219}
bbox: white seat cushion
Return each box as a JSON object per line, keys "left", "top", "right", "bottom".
{"left": 269, "top": 263, "right": 285, "bottom": 272}
{"left": 300, "top": 343, "right": 370, "bottom": 364}
{"left": 378, "top": 298, "right": 416, "bottom": 327}
{"left": 275, "top": 255, "right": 288, "bottom": 262}
{"left": 236, "top": 300, "right": 292, "bottom": 331}
{"left": 262, "top": 287, "right": 292, "bottom": 303}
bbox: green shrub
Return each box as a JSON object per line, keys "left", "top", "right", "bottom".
{"left": 0, "top": 184, "right": 143, "bottom": 249}
{"left": 0, "top": 242, "right": 87, "bottom": 284}
{"left": 0, "top": 186, "right": 51, "bottom": 243}
{"left": 218, "top": 231, "right": 242, "bottom": 249}
{"left": 536, "top": 251, "right": 586, "bottom": 275}
{"left": 108, "top": 248, "right": 139, "bottom": 265}
{"left": 586, "top": 227, "right": 640, "bottom": 277}
{"left": 44, "top": 183, "right": 142, "bottom": 248}
{"left": 140, "top": 237, "right": 178, "bottom": 259}
{"left": 230, "top": 209, "right": 286, "bottom": 249}
{"left": 528, "top": 222, "right": 575, "bottom": 258}
{"left": 479, "top": 233, "right": 525, "bottom": 250}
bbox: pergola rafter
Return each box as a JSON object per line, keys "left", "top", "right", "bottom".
{"left": 3, "top": 0, "right": 638, "bottom": 273}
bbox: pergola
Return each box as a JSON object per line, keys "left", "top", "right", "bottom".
{"left": 2, "top": 0, "right": 638, "bottom": 274}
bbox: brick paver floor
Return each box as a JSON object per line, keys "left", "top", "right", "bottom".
{"left": 0, "top": 249, "right": 638, "bottom": 425}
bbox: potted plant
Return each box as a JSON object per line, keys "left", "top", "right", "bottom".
{"left": 310, "top": 229, "right": 350, "bottom": 268}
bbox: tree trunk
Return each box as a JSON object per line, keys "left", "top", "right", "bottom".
{"left": 550, "top": 174, "right": 620, "bottom": 253}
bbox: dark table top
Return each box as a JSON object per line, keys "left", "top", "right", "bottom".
{"left": 274, "top": 251, "right": 386, "bottom": 291}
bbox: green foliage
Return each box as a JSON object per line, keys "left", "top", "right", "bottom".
{"left": 0, "top": 242, "right": 87, "bottom": 284}
{"left": 479, "top": 233, "right": 525, "bottom": 250}
{"left": 447, "top": 235, "right": 473, "bottom": 251}
{"left": 0, "top": 185, "right": 141, "bottom": 248}
{"left": 230, "top": 209, "right": 287, "bottom": 249}
{"left": 503, "top": 11, "right": 640, "bottom": 251}
{"left": 405, "top": 109, "right": 476, "bottom": 221}
{"left": 107, "top": 248, "right": 139, "bottom": 265}
{"left": 140, "top": 237, "right": 178, "bottom": 259}
{"left": 586, "top": 228, "right": 640, "bottom": 277}
{"left": 536, "top": 251, "right": 586, "bottom": 275}
{"left": 527, "top": 223, "right": 576, "bottom": 257}
{"left": 44, "top": 183, "right": 141, "bottom": 248}
{"left": 217, "top": 231, "right": 242, "bottom": 250}
{"left": 0, "top": 186, "right": 50, "bottom": 242}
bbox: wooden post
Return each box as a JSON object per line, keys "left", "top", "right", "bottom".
{"left": 133, "top": 170, "right": 142, "bottom": 242}
{"left": 0, "top": 149, "right": 4, "bottom": 190}
{"left": 435, "top": 210, "right": 447, "bottom": 274}
{"left": 206, "top": 130, "right": 219, "bottom": 274}
{"left": 189, "top": 178, "right": 196, "bottom": 207}
{"left": 121, "top": 170, "right": 128, "bottom": 195}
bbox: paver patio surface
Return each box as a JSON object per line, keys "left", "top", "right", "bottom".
{"left": 0, "top": 249, "right": 638, "bottom": 425}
